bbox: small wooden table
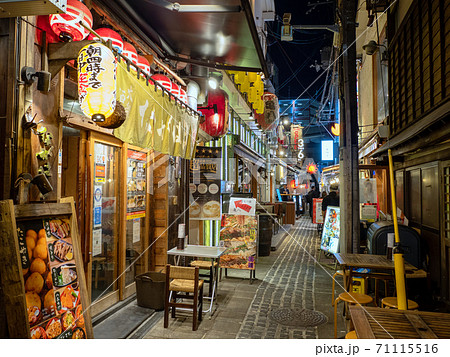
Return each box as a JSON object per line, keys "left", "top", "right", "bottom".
{"left": 334, "top": 253, "right": 418, "bottom": 292}
{"left": 167, "top": 245, "right": 227, "bottom": 314}
{"left": 349, "top": 306, "right": 450, "bottom": 339}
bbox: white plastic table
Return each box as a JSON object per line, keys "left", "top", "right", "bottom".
{"left": 167, "top": 245, "right": 227, "bottom": 315}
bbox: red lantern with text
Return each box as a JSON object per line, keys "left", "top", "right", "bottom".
{"left": 151, "top": 74, "right": 172, "bottom": 92}
{"left": 88, "top": 28, "right": 124, "bottom": 53}
{"left": 36, "top": 16, "right": 60, "bottom": 44}
{"left": 122, "top": 42, "right": 138, "bottom": 66}
{"left": 137, "top": 55, "right": 151, "bottom": 76}
{"left": 49, "top": 0, "right": 93, "bottom": 42}
{"left": 199, "top": 89, "right": 229, "bottom": 139}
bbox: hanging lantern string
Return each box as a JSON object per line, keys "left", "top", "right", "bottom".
{"left": 78, "top": 21, "right": 200, "bottom": 118}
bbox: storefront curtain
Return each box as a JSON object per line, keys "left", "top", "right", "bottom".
{"left": 114, "top": 62, "right": 199, "bottom": 159}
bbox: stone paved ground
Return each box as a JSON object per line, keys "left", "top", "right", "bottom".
{"left": 144, "top": 217, "right": 346, "bottom": 339}
{"left": 237, "top": 217, "right": 336, "bottom": 339}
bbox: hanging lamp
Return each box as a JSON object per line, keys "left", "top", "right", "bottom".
{"left": 122, "top": 42, "right": 138, "bottom": 66}
{"left": 78, "top": 43, "right": 117, "bottom": 122}
{"left": 49, "top": 0, "right": 92, "bottom": 42}
{"left": 88, "top": 28, "right": 124, "bottom": 53}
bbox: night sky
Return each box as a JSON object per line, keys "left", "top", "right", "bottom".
{"left": 268, "top": 0, "right": 336, "bottom": 100}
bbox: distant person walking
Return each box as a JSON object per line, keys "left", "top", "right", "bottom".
{"left": 306, "top": 184, "right": 320, "bottom": 218}
{"left": 279, "top": 184, "right": 290, "bottom": 202}
{"left": 322, "top": 184, "right": 339, "bottom": 220}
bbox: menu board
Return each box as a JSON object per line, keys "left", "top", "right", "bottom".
{"left": 127, "top": 149, "right": 146, "bottom": 220}
{"left": 219, "top": 214, "right": 257, "bottom": 270}
{"left": 320, "top": 206, "right": 340, "bottom": 254}
{"left": 17, "top": 217, "right": 87, "bottom": 339}
{"left": 312, "top": 198, "right": 323, "bottom": 224}
{"left": 189, "top": 146, "right": 221, "bottom": 220}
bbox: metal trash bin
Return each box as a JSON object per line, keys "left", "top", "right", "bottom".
{"left": 135, "top": 272, "right": 166, "bottom": 310}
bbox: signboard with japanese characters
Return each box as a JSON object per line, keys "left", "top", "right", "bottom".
{"left": 228, "top": 197, "right": 256, "bottom": 216}
{"left": 189, "top": 146, "right": 221, "bottom": 220}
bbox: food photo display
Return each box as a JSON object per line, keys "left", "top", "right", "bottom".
{"left": 18, "top": 217, "right": 87, "bottom": 339}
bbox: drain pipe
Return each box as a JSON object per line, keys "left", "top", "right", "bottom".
{"left": 186, "top": 80, "right": 200, "bottom": 110}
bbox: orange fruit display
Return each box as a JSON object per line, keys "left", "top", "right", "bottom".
{"left": 25, "top": 272, "right": 44, "bottom": 294}
{"left": 30, "top": 258, "right": 46, "bottom": 275}
{"left": 26, "top": 230, "right": 38, "bottom": 242}
{"left": 26, "top": 236, "right": 36, "bottom": 251}
{"left": 36, "top": 237, "right": 47, "bottom": 247}
{"left": 33, "top": 244, "right": 47, "bottom": 260}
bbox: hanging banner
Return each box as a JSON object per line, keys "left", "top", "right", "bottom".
{"left": 189, "top": 146, "right": 221, "bottom": 220}
{"left": 114, "top": 61, "right": 199, "bottom": 159}
{"left": 219, "top": 214, "right": 257, "bottom": 270}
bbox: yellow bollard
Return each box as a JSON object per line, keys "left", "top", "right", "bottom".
{"left": 388, "top": 149, "right": 408, "bottom": 310}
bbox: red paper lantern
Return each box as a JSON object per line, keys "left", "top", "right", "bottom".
{"left": 199, "top": 89, "right": 229, "bottom": 139}
{"left": 122, "top": 42, "right": 138, "bottom": 66}
{"left": 151, "top": 74, "right": 172, "bottom": 92}
{"left": 49, "top": 0, "right": 92, "bottom": 42}
{"left": 88, "top": 28, "right": 123, "bottom": 53}
{"left": 290, "top": 179, "right": 298, "bottom": 190}
{"left": 170, "top": 81, "right": 180, "bottom": 99}
{"left": 179, "top": 88, "right": 188, "bottom": 104}
{"left": 137, "top": 55, "right": 151, "bottom": 76}
{"left": 36, "top": 16, "right": 60, "bottom": 45}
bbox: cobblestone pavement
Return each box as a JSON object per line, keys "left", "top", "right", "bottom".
{"left": 237, "top": 217, "right": 338, "bottom": 339}
{"left": 144, "top": 217, "right": 345, "bottom": 339}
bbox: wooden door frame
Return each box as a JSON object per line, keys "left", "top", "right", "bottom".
{"left": 88, "top": 132, "right": 123, "bottom": 315}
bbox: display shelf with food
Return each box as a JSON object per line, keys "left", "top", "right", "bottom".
{"left": 0, "top": 199, "right": 92, "bottom": 338}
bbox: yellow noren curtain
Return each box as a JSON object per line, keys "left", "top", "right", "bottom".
{"left": 113, "top": 61, "right": 199, "bottom": 159}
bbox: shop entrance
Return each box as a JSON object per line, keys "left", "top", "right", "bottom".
{"left": 89, "top": 134, "right": 122, "bottom": 314}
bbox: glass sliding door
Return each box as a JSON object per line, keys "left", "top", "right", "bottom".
{"left": 91, "top": 141, "right": 121, "bottom": 303}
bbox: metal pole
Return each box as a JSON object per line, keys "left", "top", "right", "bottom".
{"left": 388, "top": 149, "right": 407, "bottom": 310}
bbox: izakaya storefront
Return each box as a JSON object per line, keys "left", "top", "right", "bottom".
{"left": 62, "top": 53, "right": 199, "bottom": 315}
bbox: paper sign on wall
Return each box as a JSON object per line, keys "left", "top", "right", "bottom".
{"left": 228, "top": 198, "right": 256, "bottom": 216}
{"left": 133, "top": 219, "right": 141, "bottom": 243}
{"left": 93, "top": 229, "right": 102, "bottom": 256}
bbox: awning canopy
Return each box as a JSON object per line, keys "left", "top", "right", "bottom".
{"left": 110, "top": 0, "right": 267, "bottom": 74}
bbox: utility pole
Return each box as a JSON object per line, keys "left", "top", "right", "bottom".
{"left": 338, "top": 0, "right": 359, "bottom": 253}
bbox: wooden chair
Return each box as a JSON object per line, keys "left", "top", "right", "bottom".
{"left": 164, "top": 265, "right": 204, "bottom": 331}
{"left": 381, "top": 297, "right": 419, "bottom": 310}
{"left": 190, "top": 260, "right": 218, "bottom": 297}
{"left": 334, "top": 292, "right": 374, "bottom": 338}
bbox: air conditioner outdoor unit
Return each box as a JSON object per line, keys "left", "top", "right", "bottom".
{"left": 0, "top": 0, "right": 66, "bottom": 18}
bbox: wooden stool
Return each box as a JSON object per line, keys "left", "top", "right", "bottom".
{"left": 345, "top": 330, "right": 358, "bottom": 339}
{"left": 190, "top": 260, "right": 218, "bottom": 297}
{"left": 331, "top": 270, "right": 345, "bottom": 305}
{"left": 334, "top": 292, "right": 373, "bottom": 338}
{"left": 381, "top": 297, "right": 419, "bottom": 310}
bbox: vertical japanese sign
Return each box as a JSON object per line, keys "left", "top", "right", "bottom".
{"left": 189, "top": 146, "right": 221, "bottom": 220}
{"left": 290, "top": 125, "right": 303, "bottom": 150}
{"left": 312, "top": 198, "right": 323, "bottom": 224}
{"left": 126, "top": 149, "right": 146, "bottom": 220}
{"left": 219, "top": 214, "right": 257, "bottom": 270}
{"left": 17, "top": 218, "right": 87, "bottom": 339}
